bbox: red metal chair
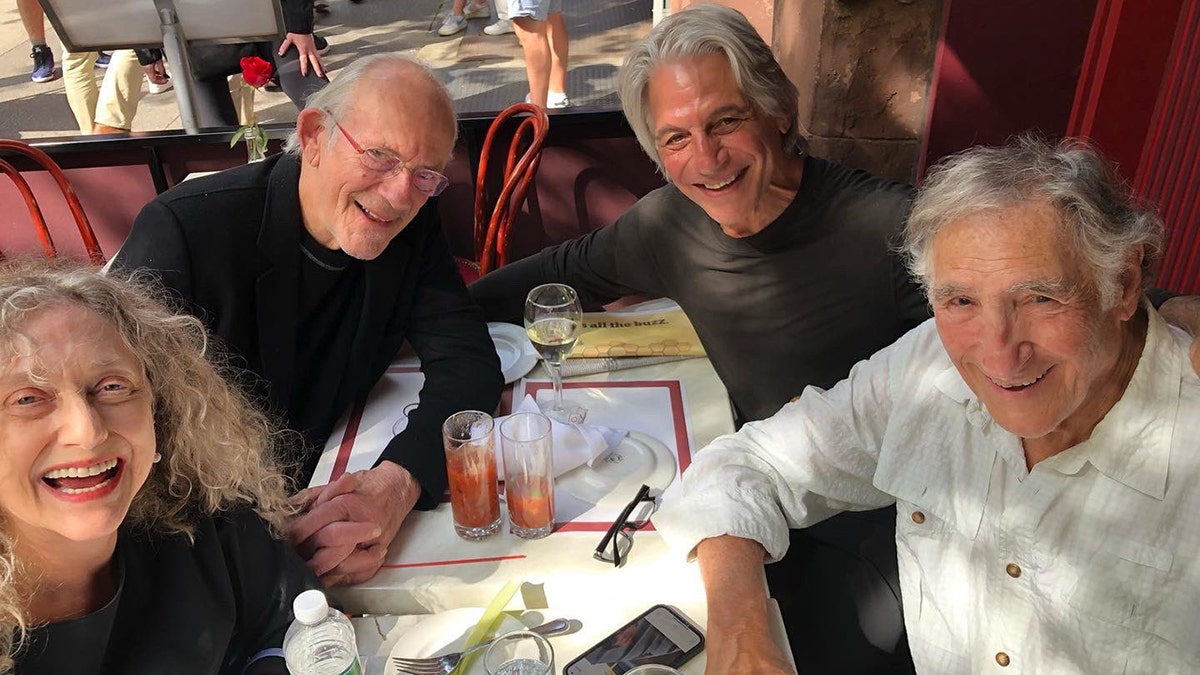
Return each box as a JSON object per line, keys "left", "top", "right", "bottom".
{"left": 0, "top": 139, "right": 105, "bottom": 265}
{"left": 461, "top": 102, "right": 550, "bottom": 282}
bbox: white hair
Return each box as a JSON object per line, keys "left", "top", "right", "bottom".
{"left": 905, "top": 135, "right": 1163, "bottom": 309}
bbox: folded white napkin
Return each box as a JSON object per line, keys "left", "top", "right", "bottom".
{"left": 493, "top": 395, "right": 627, "bottom": 477}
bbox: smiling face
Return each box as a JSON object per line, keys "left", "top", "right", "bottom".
{"left": 296, "top": 66, "right": 456, "bottom": 260}
{"left": 647, "top": 52, "right": 802, "bottom": 237}
{"left": 930, "top": 202, "right": 1143, "bottom": 454}
{"left": 0, "top": 305, "right": 156, "bottom": 554}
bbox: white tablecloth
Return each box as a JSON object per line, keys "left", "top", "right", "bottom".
{"left": 325, "top": 357, "right": 791, "bottom": 673}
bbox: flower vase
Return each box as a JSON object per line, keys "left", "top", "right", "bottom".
{"left": 244, "top": 126, "right": 267, "bottom": 163}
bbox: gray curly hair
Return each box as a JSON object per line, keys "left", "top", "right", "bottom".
{"left": 905, "top": 135, "right": 1164, "bottom": 309}
{"left": 0, "top": 258, "right": 297, "bottom": 672}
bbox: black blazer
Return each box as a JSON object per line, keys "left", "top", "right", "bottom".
{"left": 20, "top": 510, "right": 319, "bottom": 675}
{"left": 115, "top": 155, "right": 502, "bottom": 506}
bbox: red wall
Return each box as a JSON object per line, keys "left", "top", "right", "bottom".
{"left": 1067, "top": 0, "right": 1200, "bottom": 293}
{"left": 1, "top": 164, "right": 156, "bottom": 261}
{"left": 921, "top": 0, "right": 1200, "bottom": 292}
{"left": 919, "top": 0, "right": 1100, "bottom": 177}
{"left": 1139, "top": 3, "right": 1200, "bottom": 293}
{"left": 1068, "top": 0, "right": 1189, "bottom": 176}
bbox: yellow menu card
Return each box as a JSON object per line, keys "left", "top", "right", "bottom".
{"left": 574, "top": 299, "right": 705, "bottom": 358}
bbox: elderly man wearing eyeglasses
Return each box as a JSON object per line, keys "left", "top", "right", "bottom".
{"left": 114, "top": 54, "right": 503, "bottom": 587}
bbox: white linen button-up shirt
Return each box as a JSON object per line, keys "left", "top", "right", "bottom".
{"left": 656, "top": 308, "right": 1200, "bottom": 673}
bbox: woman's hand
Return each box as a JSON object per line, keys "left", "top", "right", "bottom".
{"left": 278, "top": 32, "right": 325, "bottom": 78}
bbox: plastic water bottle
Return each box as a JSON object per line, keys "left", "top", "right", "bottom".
{"left": 283, "top": 590, "right": 363, "bottom": 675}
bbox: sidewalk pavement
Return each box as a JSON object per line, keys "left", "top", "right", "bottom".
{"left": 0, "top": 0, "right": 650, "bottom": 140}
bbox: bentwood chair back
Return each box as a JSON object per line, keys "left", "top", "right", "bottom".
{"left": 0, "top": 139, "right": 105, "bottom": 265}
{"left": 468, "top": 102, "right": 550, "bottom": 279}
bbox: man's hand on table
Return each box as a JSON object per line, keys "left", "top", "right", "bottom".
{"left": 287, "top": 461, "right": 420, "bottom": 586}
{"left": 1159, "top": 295, "right": 1200, "bottom": 375}
{"left": 696, "top": 536, "right": 796, "bottom": 675}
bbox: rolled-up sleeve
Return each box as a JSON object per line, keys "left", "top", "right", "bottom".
{"left": 655, "top": 323, "right": 935, "bottom": 562}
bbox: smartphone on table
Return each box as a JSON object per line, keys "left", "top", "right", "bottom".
{"left": 563, "top": 604, "right": 704, "bottom": 675}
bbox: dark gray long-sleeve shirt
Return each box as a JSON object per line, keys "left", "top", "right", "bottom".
{"left": 470, "top": 156, "right": 930, "bottom": 423}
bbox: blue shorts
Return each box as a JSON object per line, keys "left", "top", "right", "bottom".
{"left": 508, "top": 0, "right": 561, "bottom": 22}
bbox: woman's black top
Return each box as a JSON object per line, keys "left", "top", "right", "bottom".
{"left": 18, "top": 509, "right": 320, "bottom": 675}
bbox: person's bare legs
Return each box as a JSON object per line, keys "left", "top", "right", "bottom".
{"left": 513, "top": 16, "right": 551, "bottom": 108}
{"left": 546, "top": 11, "right": 568, "bottom": 99}
{"left": 16, "top": 0, "right": 45, "bottom": 43}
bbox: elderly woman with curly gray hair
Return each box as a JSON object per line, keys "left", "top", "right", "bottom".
{"left": 0, "top": 259, "right": 319, "bottom": 675}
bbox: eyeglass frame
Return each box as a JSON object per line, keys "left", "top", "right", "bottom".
{"left": 593, "top": 484, "right": 658, "bottom": 567}
{"left": 329, "top": 118, "right": 450, "bottom": 197}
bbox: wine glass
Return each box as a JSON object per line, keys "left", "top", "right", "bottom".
{"left": 524, "top": 283, "right": 586, "bottom": 422}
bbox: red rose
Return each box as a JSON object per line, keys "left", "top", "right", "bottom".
{"left": 240, "top": 56, "right": 274, "bottom": 88}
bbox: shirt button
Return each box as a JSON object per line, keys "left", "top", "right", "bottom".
{"left": 996, "top": 652, "right": 1011, "bottom": 667}
{"left": 1006, "top": 563, "right": 1021, "bottom": 578}
{"left": 911, "top": 511, "right": 926, "bottom": 525}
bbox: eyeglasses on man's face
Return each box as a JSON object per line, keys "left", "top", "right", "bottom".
{"left": 332, "top": 120, "right": 450, "bottom": 198}
{"left": 594, "top": 484, "right": 658, "bottom": 567}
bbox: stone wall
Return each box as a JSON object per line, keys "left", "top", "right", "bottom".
{"left": 778, "top": 0, "right": 941, "bottom": 182}
{"left": 676, "top": 0, "right": 943, "bottom": 183}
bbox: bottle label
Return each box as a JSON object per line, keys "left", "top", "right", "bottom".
{"left": 340, "top": 658, "right": 362, "bottom": 675}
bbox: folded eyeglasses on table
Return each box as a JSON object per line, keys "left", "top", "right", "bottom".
{"left": 593, "top": 484, "right": 659, "bottom": 567}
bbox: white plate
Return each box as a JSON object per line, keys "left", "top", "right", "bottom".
{"left": 489, "top": 322, "right": 538, "bottom": 385}
{"left": 555, "top": 431, "right": 676, "bottom": 507}
{"left": 386, "top": 608, "right": 527, "bottom": 675}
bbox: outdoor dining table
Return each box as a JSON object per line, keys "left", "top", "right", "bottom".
{"left": 312, "top": 351, "right": 792, "bottom": 673}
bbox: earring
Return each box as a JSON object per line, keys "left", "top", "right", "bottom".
{"left": 153, "top": 453, "right": 162, "bottom": 464}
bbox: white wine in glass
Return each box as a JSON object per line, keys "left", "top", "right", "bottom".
{"left": 526, "top": 316, "right": 579, "bottom": 364}
{"left": 524, "top": 283, "right": 586, "bottom": 422}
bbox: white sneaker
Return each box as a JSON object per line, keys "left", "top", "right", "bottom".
{"left": 437, "top": 13, "right": 468, "bottom": 36}
{"left": 483, "top": 18, "right": 515, "bottom": 35}
{"left": 147, "top": 75, "right": 173, "bottom": 94}
{"left": 524, "top": 92, "right": 572, "bottom": 109}
{"left": 463, "top": 1, "right": 490, "bottom": 19}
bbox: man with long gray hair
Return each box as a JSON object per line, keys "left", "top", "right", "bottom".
{"left": 471, "top": 4, "right": 929, "bottom": 671}
{"left": 115, "top": 54, "right": 503, "bottom": 587}
{"left": 469, "top": 4, "right": 1200, "bottom": 672}
{"left": 656, "top": 136, "right": 1200, "bottom": 673}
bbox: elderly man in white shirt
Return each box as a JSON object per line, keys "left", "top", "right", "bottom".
{"left": 656, "top": 136, "right": 1200, "bottom": 674}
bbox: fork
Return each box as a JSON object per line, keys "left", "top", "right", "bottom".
{"left": 391, "top": 618, "right": 571, "bottom": 675}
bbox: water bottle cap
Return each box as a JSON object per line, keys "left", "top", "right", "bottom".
{"left": 292, "top": 589, "right": 330, "bottom": 624}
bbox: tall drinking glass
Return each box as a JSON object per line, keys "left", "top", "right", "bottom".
{"left": 442, "top": 411, "right": 501, "bottom": 540}
{"left": 500, "top": 412, "right": 555, "bottom": 539}
{"left": 524, "top": 283, "right": 585, "bottom": 422}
